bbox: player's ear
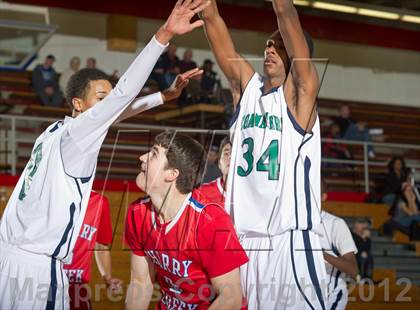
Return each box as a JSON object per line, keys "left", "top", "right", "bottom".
{"left": 165, "top": 168, "right": 179, "bottom": 183}
{"left": 72, "top": 97, "right": 83, "bottom": 113}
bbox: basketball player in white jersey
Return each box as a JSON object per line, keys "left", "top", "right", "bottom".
{"left": 201, "top": 0, "right": 327, "bottom": 308}
{"left": 319, "top": 183, "right": 358, "bottom": 310}
{"left": 0, "top": 1, "right": 209, "bottom": 309}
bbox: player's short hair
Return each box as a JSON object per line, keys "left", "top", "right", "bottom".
{"left": 65, "top": 68, "right": 111, "bottom": 108}
{"left": 155, "top": 131, "right": 206, "bottom": 194}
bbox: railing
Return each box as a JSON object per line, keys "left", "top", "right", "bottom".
{"left": 0, "top": 114, "right": 419, "bottom": 193}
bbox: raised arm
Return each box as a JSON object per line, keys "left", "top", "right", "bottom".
{"left": 200, "top": 0, "right": 254, "bottom": 108}
{"left": 273, "top": 0, "right": 319, "bottom": 130}
{"left": 125, "top": 254, "right": 155, "bottom": 310}
{"left": 115, "top": 68, "right": 203, "bottom": 123}
{"left": 61, "top": 0, "right": 209, "bottom": 177}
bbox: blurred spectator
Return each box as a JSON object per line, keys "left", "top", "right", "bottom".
{"left": 382, "top": 157, "right": 414, "bottom": 207}
{"left": 86, "top": 57, "right": 97, "bottom": 69}
{"left": 344, "top": 122, "right": 375, "bottom": 158}
{"left": 200, "top": 59, "right": 220, "bottom": 103}
{"left": 199, "top": 136, "right": 231, "bottom": 205}
{"left": 32, "top": 54, "right": 63, "bottom": 107}
{"left": 179, "top": 49, "right": 197, "bottom": 73}
{"left": 149, "top": 43, "right": 180, "bottom": 90}
{"left": 59, "top": 56, "right": 81, "bottom": 92}
{"left": 178, "top": 49, "right": 201, "bottom": 106}
{"left": 323, "top": 123, "right": 352, "bottom": 163}
{"left": 382, "top": 157, "right": 420, "bottom": 234}
{"left": 334, "top": 105, "right": 354, "bottom": 137}
{"left": 203, "top": 145, "right": 222, "bottom": 183}
{"left": 334, "top": 105, "right": 375, "bottom": 158}
{"left": 351, "top": 219, "right": 373, "bottom": 279}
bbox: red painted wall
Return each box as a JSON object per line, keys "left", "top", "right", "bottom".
{"left": 9, "top": 0, "right": 420, "bottom": 51}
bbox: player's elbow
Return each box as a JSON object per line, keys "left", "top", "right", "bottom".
{"left": 216, "top": 291, "right": 243, "bottom": 310}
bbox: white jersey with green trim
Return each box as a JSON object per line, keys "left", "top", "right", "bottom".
{"left": 226, "top": 72, "right": 322, "bottom": 235}
{"left": 0, "top": 36, "right": 166, "bottom": 262}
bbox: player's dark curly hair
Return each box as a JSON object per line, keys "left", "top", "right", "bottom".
{"left": 65, "top": 68, "right": 111, "bottom": 109}
{"left": 155, "top": 131, "right": 206, "bottom": 194}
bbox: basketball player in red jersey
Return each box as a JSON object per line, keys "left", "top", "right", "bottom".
{"left": 125, "top": 132, "right": 248, "bottom": 310}
{"left": 199, "top": 136, "right": 231, "bottom": 207}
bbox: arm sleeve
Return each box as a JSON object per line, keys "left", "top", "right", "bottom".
{"left": 196, "top": 206, "right": 248, "bottom": 278}
{"left": 96, "top": 196, "right": 113, "bottom": 245}
{"left": 124, "top": 205, "right": 146, "bottom": 257}
{"left": 333, "top": 218, "right": 358, "bottom": 256}
{"left": 114, "top": 92, "right": 163, "bottom": 124}
{"left": 61, "top": 36, "right": 167, "bottom": 176}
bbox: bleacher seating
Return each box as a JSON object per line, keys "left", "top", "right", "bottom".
{"left": 2, "top": 69, "right": 420, "bottom": 193}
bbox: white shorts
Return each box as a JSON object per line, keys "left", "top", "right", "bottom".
{"left": 0, "top": 241, "right": 69, "bottom": 310}
{"left": 240, "top": 230, "right": 328, "bottom": 310}
{"left": 327, "top": 287, "right": 347, "bottom": 310}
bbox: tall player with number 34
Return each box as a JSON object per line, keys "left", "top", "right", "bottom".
{"left": 201, "top": 0, "right": 327, "bottom": 309}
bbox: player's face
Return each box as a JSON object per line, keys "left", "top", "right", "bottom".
{"left": 218, "top": 143, "right": 232, "bottom": 178}
{"left": 136, "top": 145, "right": 170, "bottom": 194}
{"left": 263, "top": 35, "right": 289, "bottom": 79}
{"left": 79, "top": 79, "right": 112, "bottom": 112}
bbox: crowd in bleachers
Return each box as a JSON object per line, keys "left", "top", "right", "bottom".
{"left": 30, "top": 45, "right": 222, "bottom": 109}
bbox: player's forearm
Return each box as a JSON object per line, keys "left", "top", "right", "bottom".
{"left": 125, "top": 281, "right": 153, "bottom": 310}
{"left": 201, "top": 4, "right": 240, "bottom": 82}
{"left": 94, "top": 244, "right": 112, "bottom": 280}
{"left": 273, "top": 0, "right": 295, "bottom": 15}
{"left": 114, "top": 92, "right": 163, "bottom": 124}
{"left": 208, "top": 293, "right": 242, "bottom": 310}
{"left": 324, "top": 252, "right": 359, "bottom": 279}
{"left": 69, "top": 37, "right": 165, "bottom": 133}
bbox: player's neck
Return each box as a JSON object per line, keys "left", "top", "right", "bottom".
{"left": 263, "top": 75, "right": 284, "bottom": 94}
{"left": 151, "top": 185, "right": 189, "bottom": 223}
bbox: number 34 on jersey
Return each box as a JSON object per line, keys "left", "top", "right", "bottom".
{"left": 237, "top": 138, "right": 280, "bottom": 181}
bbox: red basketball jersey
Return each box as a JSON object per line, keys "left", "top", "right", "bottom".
{"left": 125, "top": 190, "right": 248, "bottom": 310}
{"left": 64, "top": 191, "right": 113, "bottom": 284}
{"left": 198, "top": 177, "right": 225, "bottom": 207}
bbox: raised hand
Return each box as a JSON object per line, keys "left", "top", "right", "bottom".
{"left": 156, "top": 0, "right": 210, "bottom": 44}
{"left": 161, "top": 67, "right": 203, "bottom": 102}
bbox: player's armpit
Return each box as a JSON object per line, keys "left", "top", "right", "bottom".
{"left": 209, "top": 268, "right": 244, "bottom": 310}
{"left": 125, "top": 254, "right": 155, "bottom": 310}
{"left": 273, "top": 0, "right": 319, "bottom": 130}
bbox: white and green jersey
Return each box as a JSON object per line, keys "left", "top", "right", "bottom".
{"left": 0, "top": 36, "right": 166, "bottom": 262}
{"left": 226, "top": 73, "right": 322, "bottom": 235}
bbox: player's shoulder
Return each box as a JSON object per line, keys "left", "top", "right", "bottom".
{"left": 197, "top": 179, "right": 219, "bottom": 196}
{"left": 90, "top": 190, "right": 107, "bottom": 201}
{"left": 190, "top": 190, "right": 229, "bottom": 222}
{"left": 323, "top": 211, "right": 347, "bottom": 228}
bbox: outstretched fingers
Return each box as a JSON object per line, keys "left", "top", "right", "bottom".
{"left": 182, "top": 68, "right": 203, "bottom": 80}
